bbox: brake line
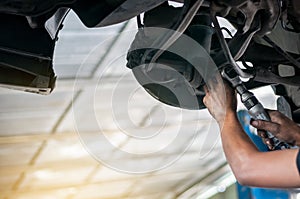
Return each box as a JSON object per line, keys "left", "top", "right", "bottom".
{"left": 211, "top": 13, "right": 254, "bottom": 78}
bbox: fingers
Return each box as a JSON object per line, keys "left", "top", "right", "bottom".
{"left": 268, "top": 110, "right": 288, "bottom": 124}
{"left": 256, "top": 129, "right": 275, "bottom": 149}
{"left": 257, "top": 131, "right": 271, "bottom": 145}
{"left": 205, "top": 72, "right": 223, "bottom": 89}
{"left": 203, "top": 85, "right": 209, "bottom": 106}
{"left": 250, "top": 119, "right": 280, "bottom": 135}
{"left": 265, "top": 109, "right": 273, "bottom": 113}
{"left": 203, "top": 94, "right": 210, "bottom": 108}
{"left": 257, "top": 130, "right": 268, "bottom": 138}
{"left": 203, "top": 85, "right": 209, "bottom": 94}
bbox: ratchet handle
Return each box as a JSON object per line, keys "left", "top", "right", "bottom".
{"left": 248, "top": 103, "right": 291, "bottom": 150}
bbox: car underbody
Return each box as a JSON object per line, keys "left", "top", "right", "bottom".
{"left": 0, "top": 0, "right": 299, "bottom": 122}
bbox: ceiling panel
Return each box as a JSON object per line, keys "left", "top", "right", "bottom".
{"left": 125, "top": 192, "right": 175, "bottom": 199}
{"left": 91, "top": 166, "right": 139, "bottom": 183}
{"left": 10, "top": 188, "right": 78, "bottom": 199}
{"left": 0, "top": 91, "right": 73, "bottom": 135}
{"left": 129, "top": 172, "right": 191, "bottom": 196}
{"left": 0, "top": 173, "right": 20, "bottom": 192}
{"left": 153, "top": 152, "right": 215, "bottom": 175}
{"left": 0, "top": 142, "right": 42, "bottom": 167}
{"left": 54, "top": 11, "right": 125, "bottom": 79}
{"left": 73, "top": 180, "right": 134, "bottom": 199}
{"left": 19, "top": 166, "right": 95, "bottom": 191}
{"left": 34, "top": 138, "right": 90, "bottom": 164}
{"left": 0, "top": 91, "right": 71, "bottom": 113}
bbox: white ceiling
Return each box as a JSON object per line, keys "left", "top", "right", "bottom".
{"left": 0, "top": 10, "right": 279, "bottom": 199}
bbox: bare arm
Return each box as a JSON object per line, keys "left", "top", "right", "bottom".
{"left": 220, "top": 111, "right": 299, "bottom": 187}
{"left": 203, "top": 73, "right": 300, "bottom": 188}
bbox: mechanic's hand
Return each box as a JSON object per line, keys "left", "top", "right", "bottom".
{"left": 203, "top": 73, "right": 237, "bottom": 125}
{"left": 250, "top": 110, "right": 300, "bottom": 146}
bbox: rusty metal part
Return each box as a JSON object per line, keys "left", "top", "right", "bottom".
{"left": 254, "top": 66, "right": 300, "bottom": 86}
{"left": 211, "top": 0, "right": 280, "bottom": 35}
{"left": 149, "top": 0, "right": 204, "bottom": 64}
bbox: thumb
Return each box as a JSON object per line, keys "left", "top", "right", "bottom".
{"left": 250, "top": 119, "right": 280, "bottom": 135}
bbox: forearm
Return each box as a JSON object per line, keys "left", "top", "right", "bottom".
{"left": 218, "top": 111, "right": 259, "bottom": 177}
{"left": 218, "top": 111, "right": 300, "bottom": 187}
{"left": 294, "top": 128, "right": 300, "bottom": 146}
{"left": 203, "top": 74, "right": 300, "bottom": 187}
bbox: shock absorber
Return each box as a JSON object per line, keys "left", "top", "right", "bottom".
{"left": 221, "top": 66, "right": 291, "bottom": 150}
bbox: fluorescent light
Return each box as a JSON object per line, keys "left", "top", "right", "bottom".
{"left": 196, "top": 172, "right": 236, "bottom": 199}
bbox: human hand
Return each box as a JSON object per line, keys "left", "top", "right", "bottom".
{"left": 203, "top": 72, "right": 237, "bottom": 125}
{"left": 250, "top": 110, "right": 300, "bottom": 146}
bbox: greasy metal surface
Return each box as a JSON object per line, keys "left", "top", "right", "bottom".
{"left": 212, "top": 0, "right": 280, "bottom": 35}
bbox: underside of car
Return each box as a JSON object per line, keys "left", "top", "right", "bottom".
{"left": 0, "top": 0, "right": 300, "bottom": 122}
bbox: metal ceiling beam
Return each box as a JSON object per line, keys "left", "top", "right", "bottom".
{"left": 0, "top": 148, "right": 213, "bottom": 175}
{"left": 0, "top": 158, "right": 98, "bottom": 175}
{"left": 0, "top": 132, "right": 79, "bottom": 144}
{"left": 0, "top": 119, "right": 210, "bottom": 144}
{"left": 2, "top": 169, "right": 203, "bottom": 196}
{"left": 174, "top": 163, "right": 231, "bottom": 198}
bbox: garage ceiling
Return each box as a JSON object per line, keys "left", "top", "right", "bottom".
{"left": 0, "top": 11, "right": 278, "bottom": 199}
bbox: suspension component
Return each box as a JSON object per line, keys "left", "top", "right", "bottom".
{"left": 222, "top": 66, "right": 291, "bottom": 150}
